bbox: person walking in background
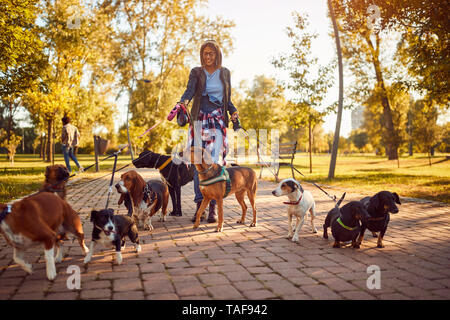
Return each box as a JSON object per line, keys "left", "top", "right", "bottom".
{"left": 61, "top": 116, "right": 83, "bottom": 173}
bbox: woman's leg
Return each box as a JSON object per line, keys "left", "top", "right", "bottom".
{"left": 193, "top": 168, "right": 203, "bottom": 204}
{"left": 62, "top": 145, "right": 71, "bottom": 172}
{"left": 207, "top": 129, "right": 224, "bottom": 222}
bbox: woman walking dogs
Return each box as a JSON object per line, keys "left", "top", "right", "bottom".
{"left": 178, "top": 40, "right": 239, "bottom": 223}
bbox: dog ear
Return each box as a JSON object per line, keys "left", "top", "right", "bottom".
{"left": 370, "top": 193, "right": 380, "bottom": 210}
{"left": 392, "top": 192, "right": 401, "bottom": 205}
{"left": 90, "top": 210, "right": 97, "bottom": 222}
{"left": 118, "top": 194, "right": 125, "bottom": 205}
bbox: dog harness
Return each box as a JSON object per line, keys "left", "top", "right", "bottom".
{"left": 0, "top": 205, "right": 12, "bottom": 224}
{"left": 283, "top": 194, "right": 303, "bottom": 205}
{"left": 199, "top": 165, "right": 231, "bottom": 198}
{"left": 336, "top": 217, "right": 358, "bottom": 231}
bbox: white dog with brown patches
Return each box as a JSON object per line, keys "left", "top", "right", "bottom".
{"left": 272, "top": 178, "right": 317, "bottom": 242}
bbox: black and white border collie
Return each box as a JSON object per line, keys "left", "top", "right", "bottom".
{"left": 83, "top": 209, "right": 141, "bottom": 265}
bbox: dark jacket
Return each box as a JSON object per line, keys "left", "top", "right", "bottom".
{"left": 180, "top": 67, "right": 237, "bottom": 127}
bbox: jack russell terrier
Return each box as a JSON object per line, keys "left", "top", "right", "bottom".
{"left": 272, "top": 178, "right": 318, "bottom": 243}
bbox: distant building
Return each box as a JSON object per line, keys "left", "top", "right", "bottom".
{"left": 351, "top": 107, "right": 364, "bottom": 131}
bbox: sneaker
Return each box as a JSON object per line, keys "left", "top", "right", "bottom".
{"left": 79, "top": 166, "right": 84, "bottom": 173}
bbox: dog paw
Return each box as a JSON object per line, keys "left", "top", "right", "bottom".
{"left": 236, "top": 219, "right": 244, "bottom": 224}
{"left": 47, "top": 269, "right": 57, "bottom": 281}
{"left": 291, "top": 235, "right": 299, "bottom": 243}
{"left": 353, "top": 244, "right": 360, "bottom": 249}
{"left": 83, "top": 256, "right": 91, "bottom": 264}
{"left": 21, "top": 263, "right": 33, "bottom": 274}
{"left": 250, "top": 222, "right": 257, "bottom": 227}
{"left": 377, "top": 244, "right": 385, "bottom": 248}
{"left": 135, "top": 244, "right": 141, "bottom": 253}
{"left": 312, "top": 228, "right": 318, "bottom": 234}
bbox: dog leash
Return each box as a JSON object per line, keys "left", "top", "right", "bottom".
{"left": 237, "top": 125, "right": 339, "bottom": 203}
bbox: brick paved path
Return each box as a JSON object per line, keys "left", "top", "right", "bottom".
{"left": 1, "top": 168, "right": 449, "bottom": 300}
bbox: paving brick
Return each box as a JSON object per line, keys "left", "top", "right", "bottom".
{"left": 207, "top": 285, "right": 244, "bottom": 299}
{"left": 340, "top": 291, "right": 376, "bottom": 300}
{"left": 113, "top": 291, "right": 145, "bottom": 300}
{"left": 198, "top": 273, "right": 230, "bottom": 286}
{"left": 80, "top": 289, "right": 111, "bottom": 299}
{"left": 300, "top": 285, "right": 342, "bottom": 300}
{"left": 113, "top": 278, "right": 142, "bottom": 292}
{"left": 1, "top": 169, "right": 449, "bottom": 301}
{"left": 244, "top": 289, "right": 277, "bottom": 300}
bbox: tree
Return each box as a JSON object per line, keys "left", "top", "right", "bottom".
{"left": 108, "top": 0, "right": 235, "bottom": 153}
{"left": 349, "top": 129, "right": 369, "bottom": 152}
{"left": 363, "top": 85, "right": 410, "bottom": 157}
{"left": 332, "top": 0, "right": 402, "bottom": 160}
{"left": 410, "top": 100, "right": 441, "bottom": 165}
{"left": 0, "top": 0, "right": 47, "bottom": 97}
{"left": 0, "top": 129, "right": 21, "bottom": 165}
{"left": 372, "top": 0, "right": 449, "bottom": 106}
{"left": 238, "top": 75, "right": 286, "bottom": 131}
{"left": 327, "top": 0, "right": 344, "bottom": 178}
{"left": 23, "top": 0, "right": 117, "bottom": 161}
{"left": 273, "top": 11, "right": 333, "bottom": 173}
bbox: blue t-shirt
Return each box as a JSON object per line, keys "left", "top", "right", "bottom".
{"left": 203, "top": 69, "right": 223, "bottom": 106}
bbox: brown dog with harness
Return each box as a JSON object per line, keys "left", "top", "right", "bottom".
{"left": 182, "top": 146, "right": 257, "bottom": 232}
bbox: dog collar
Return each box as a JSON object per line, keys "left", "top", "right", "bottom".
{"left": 336, "top": 217, "right": 358, "bottom": 231}
{"left": 197, "top": 164, "right": 214, "bottom": 175}
{"left": 158, "top": 157, "right": 172, "bottom": 171}
{"left": 367, "top": 216, "right": 385, "bottom": 221}
{"left": 0, "top": 205, "right": 12, "bottom": 223}
{"left": 283, "top": 194, "right": 302, "bottom": 205}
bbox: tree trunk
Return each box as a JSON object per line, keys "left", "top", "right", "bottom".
{"left": 309, "top": 118, "right": 312, "bottom": 173}
{"left": 46, "top": 118, "right": 53, "bottom": 162}
{"left": 41, "top": 134, "right": 46, "bottom": 160}
{"left": 364, "top": 33, "right": 398, "bottom": 160}
{"left": 327, "top": 0, "right": 344, "bottom": 179}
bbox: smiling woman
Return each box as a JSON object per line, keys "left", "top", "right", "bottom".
{"left": 178, "top": 40, "right": 240, "bottom": 223}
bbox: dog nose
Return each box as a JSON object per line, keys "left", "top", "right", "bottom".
{"left": 392, "top": 207, "right": 399, "bottom": 214}
{"left": 108, "top": 226, "right": 114, "bottom": 231}
{"left": 271, "top": 190, "right": 276, "bottom": 196}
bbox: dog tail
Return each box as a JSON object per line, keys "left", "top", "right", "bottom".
{"left": 335, "top": 192, "right": 346, "bottom": 208}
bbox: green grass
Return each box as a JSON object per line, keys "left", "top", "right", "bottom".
{"left": 0, "top": 153, "right": 133, "bottom": 203}
{"left": 256, "top": 153, "right": 450, "bottom": 203}
{"left": 1, "top": 153, "right": 449, "bottom": 204}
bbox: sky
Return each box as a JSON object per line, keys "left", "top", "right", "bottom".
{"left": 200, "top": 0, "right": 351, "bottom": 136}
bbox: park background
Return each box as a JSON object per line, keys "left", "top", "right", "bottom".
{"left": 1, "top": 0, "right": 449, "bottom": 204}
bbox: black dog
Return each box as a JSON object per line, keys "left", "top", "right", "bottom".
{"left": 133, "top": 150, "right": 194, "bottom": 217}
{"left": 83, "top": 209, "right": 141, "bottom": 265}
{"left": 357, "top": 191, "right": 401, "bottom": 248}
{"left": 323, "top": 196, "right": 369, "bottom": 248}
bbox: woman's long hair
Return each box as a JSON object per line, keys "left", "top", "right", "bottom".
{"left": 200, "top": 40, "right": 222, "bottom": 69}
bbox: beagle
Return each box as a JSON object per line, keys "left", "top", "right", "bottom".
{"left": 115, "top": 170, "right": 169, "bottom": 230}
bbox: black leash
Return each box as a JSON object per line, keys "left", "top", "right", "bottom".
{"left": 237, "top": 124, "right": 339, "bottom": 203}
